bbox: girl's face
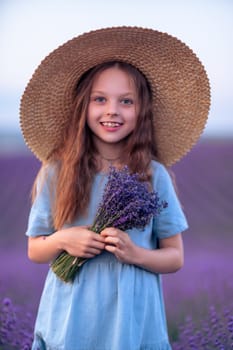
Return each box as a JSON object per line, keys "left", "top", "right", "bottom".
{"left": 87, "top": 67, "right": 138, "bottom": 154}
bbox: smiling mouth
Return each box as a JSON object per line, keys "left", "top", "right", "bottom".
{"left": 100, "top": 122, "right": 123, "bottom": 127}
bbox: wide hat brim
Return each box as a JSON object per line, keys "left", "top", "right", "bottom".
{"left": 20, "top": 26, "right": 210, "bottom": 166}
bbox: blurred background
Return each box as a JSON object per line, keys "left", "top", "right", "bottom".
{"left": 0, "top": 0, "right": 232, "bottom": 348}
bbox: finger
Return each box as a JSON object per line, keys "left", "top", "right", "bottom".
{"left": 105, "top": 245, "right": 125, "bottom": 263}
{"left": 82, "top": 252, "right": 97, "bottom": 259}
{"left": 86, "top": 230, "right": 105, "bottom": 241}
{"left": 104, "top": 245, "right": 123, "bottom": 260}
{"left": 85, "top": 238, "right": 106, "bottom": 250}
{"left": 93, "top": 234, "right": 106, "bottom": 242}
{"left": 105, "top": 244, "right": 118, "bottom": 253}
{"left": 84, "top": 233, "right": 105, "bottom": 247}
{"left": 91, "top": 240, "right": 105, "bottom": 250}
{"left": 83, "top": 247, "right": 103, "bottom": 256}
{"left": 104, "top": 236, "right": 121, "bottom": 246}
{"left": 88, "top": 247, "right": 103, "bottom": 255}
{"left": 100, "top": 228, "right": 118, "bottom": 237}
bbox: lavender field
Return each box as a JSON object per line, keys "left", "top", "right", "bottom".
{"left": 0, "top": 139, "right": 233, "bottom": 349}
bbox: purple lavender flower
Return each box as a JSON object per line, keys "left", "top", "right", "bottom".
{"left": 172, "top": 304, "right": 233, "bottom": 349}
{"left": 92, "top": 166, "right": 167, "bottom": 233}
{"left": 0, "top": 297, "right": 33, "bottom": 349}
{"left": 51, "top": 165, "right": 167, "bottom": 283}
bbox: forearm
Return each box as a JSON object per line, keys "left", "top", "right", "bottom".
{"left": 28, "top": 226, "right": 106, "bottom": 264}
{"left": 28, "top": 232, "right": 64, "bottom": 264}
{"left": 102, "top": 229, "right": 184, "bottom": 274}
{"left": 132, "top": 245, "right": 184, "bottom": 274}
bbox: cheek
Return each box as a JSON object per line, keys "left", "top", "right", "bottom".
{"left": 130, "top": 111, "right": 138, "bottom": 128}
{"left": 86, "top": 107, "right": 94, "bottom": 128}
{"left": 86, "top": 118, "right": 96, "bottom": 134}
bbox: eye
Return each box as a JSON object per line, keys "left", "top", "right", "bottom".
{"left": 94, "top": 96, "right": 106, "bottom": 103}
{"left": 121, "top": 98, "right": 134, "bottom": 105}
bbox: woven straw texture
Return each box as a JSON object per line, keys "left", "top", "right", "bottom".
{"left": 20, "top": 26, "right": 211, "bottom": 165}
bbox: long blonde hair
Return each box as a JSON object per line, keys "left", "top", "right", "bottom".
{"left": 33, "top": 61, "right": 159, "bottom": 229}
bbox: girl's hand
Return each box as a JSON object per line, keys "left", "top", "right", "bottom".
{"left": 100, "top": 228, "right": 138, "bottom": 264}
{"left": 58, "top": 226, "right": 105, "bottom": 259}
{"left": 100, "top": 228, "right": 184, "bottom": 274}
{"left": 28, "top": 226, "right": 106, "bottom": 264}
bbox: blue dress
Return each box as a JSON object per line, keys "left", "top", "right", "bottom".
{"left": 26, "top": 161, "right": 188, "bottom": 350}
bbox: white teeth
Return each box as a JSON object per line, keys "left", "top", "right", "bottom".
{"left": 101, "top": 122, "right": 121, "bottom": 127}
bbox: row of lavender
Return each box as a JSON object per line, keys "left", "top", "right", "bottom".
{"left": 164, "top": 139, "right": 233, "bottom": 348}
{"left": 1, "top": 296, "right": 232, "bottom": 350}
{"left": 0, "top": 139, "right": 233, "bottom": 349}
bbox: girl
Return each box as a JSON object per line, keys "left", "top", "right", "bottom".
{"left": 20, "top": 27, "right": 210, "bottom": 350}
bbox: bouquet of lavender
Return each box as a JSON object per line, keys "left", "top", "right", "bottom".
{"left": 51, "top": 166, "right": 167, "bottom": 283}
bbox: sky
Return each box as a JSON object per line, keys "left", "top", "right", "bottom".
{"left": 0, "top": 0, "right": 233, "bottom": 138}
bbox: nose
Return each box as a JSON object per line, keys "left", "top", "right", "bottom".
{"left": 105, "top": 100, "right": 119, "bottom": 117}
{"left": 106, "top": 112, "right": 119, "bottom": 117}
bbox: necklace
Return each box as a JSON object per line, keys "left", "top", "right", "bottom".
{"left": 100, "top": 155, "right": 121, "bottom": 162}
{"left": 98, "top": 153, "right": 121, "bottom": 165}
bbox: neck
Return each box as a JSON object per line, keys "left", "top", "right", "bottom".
{"left": 99, "top": 154, "right": 121, "bottom": 162}
{"left": 92, "top": 137, "right": 125, "bottom": 168}
{"left": 96, "top": 151, "right": 123, "bottom": 171}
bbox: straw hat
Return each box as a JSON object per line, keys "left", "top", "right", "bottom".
{"left": 20, "top": 26, "right": 210, "bottom": 166}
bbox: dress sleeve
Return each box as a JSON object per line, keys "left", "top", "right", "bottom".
{"left": 25, "top": 165, "right": 55, "bottom": 237}
{"left": 152, "top": 162, "right": 188, "bottom": 239}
